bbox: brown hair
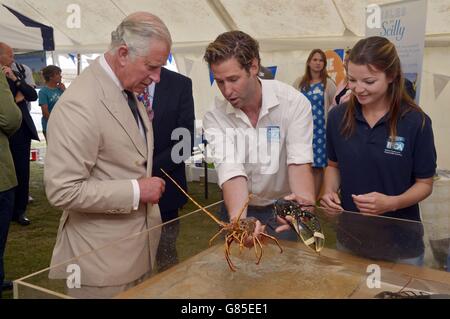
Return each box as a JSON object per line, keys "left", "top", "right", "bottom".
{"left": 41, "top": 65, "right": 62, "bottom": 82}
{"left": 298, "top": 49, "right": 329, "bottom": 92}
{"left": 203, "top": 31, "right": 260, "bottom": 73}
{"left": 341, "top": 36, "right": 423, "bottom": 139}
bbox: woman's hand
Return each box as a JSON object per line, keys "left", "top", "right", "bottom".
{"left": 320, "top": 191, "right": 343, "bottom": 215}
{"left": 352, "top": 192, "right": 397, "bottom": 215}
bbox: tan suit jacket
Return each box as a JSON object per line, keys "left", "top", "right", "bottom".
{"left": 44, "top": 58, "right": 161, "bottom": 286}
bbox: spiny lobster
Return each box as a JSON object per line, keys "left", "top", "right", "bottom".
{"left": 161, "top": 169, "right": 283, "bottom": 271}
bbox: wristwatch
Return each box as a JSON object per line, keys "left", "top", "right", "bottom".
{"left": 14, "top": 79, "right": 21, "bottom": 86}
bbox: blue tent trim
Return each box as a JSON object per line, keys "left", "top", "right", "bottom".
{"left": 267, "top": 66, "right": 277, "bottom": 78}
{"left": 334, "top": 49, "right": 344, "bottom": 61}
{"left": 3, "top": 4, "right": 54, "bottom": 51}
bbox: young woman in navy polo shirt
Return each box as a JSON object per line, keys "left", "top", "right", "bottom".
{"left": 320, "top": 36, "right": 436, "bottom": 266}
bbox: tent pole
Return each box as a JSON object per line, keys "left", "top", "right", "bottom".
{"left": 77, "top": 54, "right": 81, "bottom": 75}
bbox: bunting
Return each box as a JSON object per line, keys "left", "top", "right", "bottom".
{"left": 433, "top": 73, "right": 450, "bottom": 99}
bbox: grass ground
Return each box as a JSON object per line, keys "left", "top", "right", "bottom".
{"left": 3, "top": 162, "right": 337, "bottom": 298}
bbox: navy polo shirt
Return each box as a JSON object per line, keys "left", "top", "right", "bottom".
{"left": 326, "top": 103, "right": 437, "bottom": 260}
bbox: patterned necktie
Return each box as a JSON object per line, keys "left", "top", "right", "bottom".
{"left": 124, "top": 90, "right": 139, "bottom": 126}
{"left": 138, "top": 86, "right": 154, "bottom": 121}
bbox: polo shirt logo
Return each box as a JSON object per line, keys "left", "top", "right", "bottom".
{"left": 384, "top": 136, "right": 405, "bottom": 156}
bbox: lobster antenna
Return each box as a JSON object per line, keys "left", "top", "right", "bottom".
{"left": 160, "top": 169, "right": 223, "bottom": 225}
{"left": 235, "top": 195, "right": 252, "bottom": 221}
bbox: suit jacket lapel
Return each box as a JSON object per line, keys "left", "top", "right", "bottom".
{"left": 90, "top": 59, "right": 147, "bottom": 158}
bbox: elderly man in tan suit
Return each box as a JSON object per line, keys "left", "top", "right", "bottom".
{"left": 44, "top": 12, "right": 170, "bottom": 298}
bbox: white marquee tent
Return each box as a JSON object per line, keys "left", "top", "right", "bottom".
{"left": 1, "top": 0, "right": 449, "bottom": 168}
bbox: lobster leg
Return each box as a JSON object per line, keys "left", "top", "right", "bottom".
{"left": 224, "top": 235, "right": 237, "bottom": 271}
{"left": 260, "top": 232, "right": 283, "bottom": 253}
{"left": 253, "top": 235, "right": 263, "bottom": 265}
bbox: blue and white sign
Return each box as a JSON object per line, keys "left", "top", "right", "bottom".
{"left": 366, "top": 0, "right": 427, "bottom": 102}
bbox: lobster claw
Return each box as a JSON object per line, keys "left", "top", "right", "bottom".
{"left": 295, "top": 213, "right": 325, "bottom": 253}
{"left": 273, "top": 199, "right": 325, "bottom": 253}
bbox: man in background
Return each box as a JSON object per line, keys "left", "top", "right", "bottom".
{"left": 141, "top": 67, "right": 194, "bottom": 271}
{"left": 0, "top": 42, "right": 39, "bottom": 226}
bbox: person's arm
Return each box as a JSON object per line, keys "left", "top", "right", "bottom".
{"left": 41, "top": 104, "right": 50, "bottom": 120}
{"left": 222, "top": 176, "right": 249, "bottom": 220}
{"left": 353, "top": 114, "right": 436, "bottom": 215}
{"left": 320, "top": 107, "right": 343, "bottom": 212}
{"left": 287, "top": 163, "right": 315, "bottom": 205}
{"left": 38, "top": 90, "right": 50, "bottom": 120}
{"left": 331, "top": 81, "right": 345, "bottom": 108}
{"left": 0, "top": 73, "right": 22, "bottom": 136}
{"left": 326, "top": 78, "right": 337, "bottom": 111}
{"left": 153, "top": 77, "right": 195, "bottom": 174}
{"left": 203, "top": 110, "right": 254, "bottom": 224}
{"left": 320, "top": 161, "right": 343, "bottom": 212}
{"left": 352, "top": 178, "right": 433, "bottom": 215}
{"left": 284, "top": 91, "right": 315, "bottom": 203}
{"left": 8, "top": 68, "right": 37, "bottom": 102}
{"left": 44, "top": 95, "right": 139, "bottom": 213}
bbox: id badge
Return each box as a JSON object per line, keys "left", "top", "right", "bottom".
{"left": 267, "top": 126, "right": 280, "bottom": 143}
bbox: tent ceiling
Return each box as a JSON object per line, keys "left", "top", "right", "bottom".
{"left": 1, "top": 0, "right": 449, "bottom": 53}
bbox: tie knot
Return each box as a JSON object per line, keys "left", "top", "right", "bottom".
{"left": 124, "top": 90, "right": 133, "bottom": 100}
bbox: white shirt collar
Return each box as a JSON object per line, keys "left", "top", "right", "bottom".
{"left": 99, "top": 54, "right": 124, "bottom": 92}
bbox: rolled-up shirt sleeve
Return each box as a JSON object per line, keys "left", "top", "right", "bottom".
{"left": 286, "top": 94, "right": 314, "bottom": 165}
{"left": 203, "top": 111, "right": 247, "bottom": 188}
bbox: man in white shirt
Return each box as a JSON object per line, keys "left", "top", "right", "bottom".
{"left": 44, "top": 12, "right": 168, "bottom": 298}
{"left": 203, "top": 31, "right": 315, "bottom": 241}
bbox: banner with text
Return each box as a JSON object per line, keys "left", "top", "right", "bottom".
{"left": 366, "top": 0, "right": 427, "bottom": 102}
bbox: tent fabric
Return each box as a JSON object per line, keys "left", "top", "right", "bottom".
{"left": 0, "top": 4, "right": 44, "bottom": 51}
{"left": 0, "top": 0, "right": 449, "bottom": 168}
{"left": 2, "top": 4, "right": 54, "bottom": 50}
{"left": 0, "top": 0, "right": 449, "bottom": 53}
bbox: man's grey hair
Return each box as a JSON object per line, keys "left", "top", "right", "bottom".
{"left": 110, "top": 12, "right": 172, "bottom": 58}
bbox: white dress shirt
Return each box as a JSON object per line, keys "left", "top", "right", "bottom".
{"left": 203, "top": 79, "right": 313, "bottom": 206}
